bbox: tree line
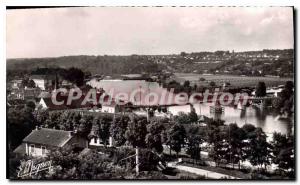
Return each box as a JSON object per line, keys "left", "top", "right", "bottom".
{"left": 8, "top": 104, "right": 294, "bottom": 179}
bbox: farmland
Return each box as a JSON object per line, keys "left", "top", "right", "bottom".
{"left": 173, "top": 73, "right": 293, "bottom": 87}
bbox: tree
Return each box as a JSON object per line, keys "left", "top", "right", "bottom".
{"left": 208, "top": 125, "right": 228, "bottom": 167}
{"left": 209, "top": 138, "right": 229, "bottom": 167}
{"left": 34, "top": 109, "right": 49, "bottom": 126}
{"left": 186, "top": 126, "right": 205, "bottom": 164}
{"left": 77, "top": 115, "right": 93, "bottom": 138}
{"left": 193, "top": 84, "right": 198, "bottom": 91}
{"left": 209, "top": 81, "right": 216, "bottom": 87}
{"left": 7, "top": 106, "right": 36, "bottom": 150}
{"left": 271, "top": 133, "right": 294, "bottom": 177}
{"left": 277, "top": 81, "right": 294, "bottom": 115}
{"left": 27, "top": 79, "right": 36, "bottom": 88}
{"left": 255, "top": 81, "right": 266, "bottom": 97}
{"left": 98, "top": 116, "right": 112, "bottom": 146}
{"left": 206, "top": 118, "right": 225, "bottom": 144}
{"left": 174, "top": 112, "right": 190, "bottom": 124}
{"left": 226, "top": 123, "right": 246, "bottom": 169}
{"left": 125, "top": 116, "right": 147, "bottom": 148}
{"left": 248, "top": 128, "right": 271, "bottom": 170}
{"left": 183, "top": 80, "right": 190, "bottom": 88}
{"left": 88, "top": 121, "right": 100, "bottom": 140}
{"left": 21, "top": 78, "right": 36, "bottom": 88}
{"left": 284, "top": 81, "right": 294, "bottom": 93}
{"left": 110, "top": 115, "right": 130, "bottom": 146}
{"left": 242, "top": 124, "right": 256, "bottom": 134}
{"left": 241, "top": 124, "right": 257, "bottom": 161}
{"left": 180, "top": 52, "right": 187, "bottom": 57}
{"left": 166, "top": 123, "right": 186, "bottom": 156}
{"left": 124, "top": 116, "right": 148, "bottom": 175}
{"left": 188, "top": 106, "right": 198, "bottom": 124}
{"left": 182, "top": 80, "right": 192, "bottom": 94}
{"left": 26, "top": 101, "right": 36, "bottom": 110}
{"left": 199, "top": 77, "right": 206, "bottom": 81}
{"left": 62, "top": 68, "right": 85, "bottom": 87}
{"left": 145, "top": 120, "right": 165, "bottom": 153}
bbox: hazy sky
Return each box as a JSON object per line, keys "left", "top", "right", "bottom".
{"left": 7, "top": 7, "right": 294, "bottom": 58}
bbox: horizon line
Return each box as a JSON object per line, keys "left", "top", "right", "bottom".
{"left": 6, "top": 48, "right": 294, "bottom": 60}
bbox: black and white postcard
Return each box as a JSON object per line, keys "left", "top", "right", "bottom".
{"left": 6, "top": 6, "right": 295, "bottom": 180}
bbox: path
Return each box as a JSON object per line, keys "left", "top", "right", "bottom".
{"left": 167, "top": 162, "right": 240, "bottom": 179}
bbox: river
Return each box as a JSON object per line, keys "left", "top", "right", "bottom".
{"left": 87, "top": 79, "right": 293, "bottom": 135}
{"left": 168, "top": 103, "right": 292, "bottom": 136}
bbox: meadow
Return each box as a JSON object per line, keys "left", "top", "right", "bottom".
{"left": 174, "top": 73, "right": 293, "bottom": 87}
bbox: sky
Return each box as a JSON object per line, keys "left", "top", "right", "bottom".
{"left": 6, "top": 7, "right": 294, "bottom": 58}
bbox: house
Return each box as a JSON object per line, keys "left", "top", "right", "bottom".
{"left": 101, "top": 99, "right": 128, "bottom": 114}
{"left": 11, "top": 79, "right": 23, "bottom": 89}
{"left": 61, "top": 80, "right": 74, "bottom": 88}
{"left": 7, "top": 87, "right": 41, "bottom": 101}
{"left": 266, "top": 88, "right": 283, "bottom": 97}
{"left": 13, "top": 128, "right": 88, "bottom": 157}
{"left": 37, "top": 95, "right": 93, "bottom": 111}
{"left": 89, "top": 136, "right": 114, "bottom": 148}
{"left": 37, "top": 97, "right": 69, "bottom": 110}
{"left": 101, "top": 103, "right": 120, "bottom": 113}
{"left": 30, "top": 75, "right": 55, "bottom": 91}
{"left": 251, "top": 87, "right": 283, "bottom": 97}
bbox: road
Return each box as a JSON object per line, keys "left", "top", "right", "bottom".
{"left": 167, "top": 162, "right": 240, "bottom": 179}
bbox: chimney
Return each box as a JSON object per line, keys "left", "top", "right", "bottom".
{"left": 35, "top": 126, "right": 42, "bottom": 130}
{"left": 69, "top": 130, "right": 77, "bottom": 137}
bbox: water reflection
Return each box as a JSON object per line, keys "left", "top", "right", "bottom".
{"left": 169, "top": 103, "right": 290, "bottom": 135}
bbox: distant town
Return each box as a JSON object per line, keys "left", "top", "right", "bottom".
{"left": 7, "top": 49, "right": 293, "bottom": 78}
{"left": 7, "top": 48, "right": 294, "bottom": 180}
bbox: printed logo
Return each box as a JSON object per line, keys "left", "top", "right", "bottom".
{"left": 17, "top": 160, "right": 53, "bottom": 178}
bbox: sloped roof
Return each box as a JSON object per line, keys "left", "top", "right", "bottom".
{"left": 13, "top": 143, "right": 26, "bottom": 154}
{"left": 23, "top": 128, "right": 73, "bottom": 147}
{"left": 41, "top": 97, "right": 69, "bottom": 110}
{"left": 41, "top": 94, "right": 93, "bottom": 110}
{"left": 30, "top": 75, "right": 56, "bottom": 80}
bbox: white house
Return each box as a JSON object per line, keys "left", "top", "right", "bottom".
{"left": 89, "top": 136, "right": 114, "bottom": 147}
{"left": 101, "top": 104, "right": 118, "bottom": 113}
{"left": 266, "top": 88, "right": 283, "bottom": 97}
{"left": 13, "top": 128, "right": 88, "bottom": 157}
{"left": 30, "top": 75, "right": 55, "bottom": 90}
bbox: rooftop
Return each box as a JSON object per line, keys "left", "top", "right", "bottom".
{"left": 23, "top": 128, "right": 73, "bottom": 147}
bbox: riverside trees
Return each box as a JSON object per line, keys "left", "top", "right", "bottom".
{"left": 21, "top": 109, "right": 295, "bottom": 177}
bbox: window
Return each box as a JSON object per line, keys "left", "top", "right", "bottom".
{"left": 41, "top": 146, "right": 46, "bottom": 155}
{"left": 30, "top": 144, "right": 35, "bottom": 153}
{"left": 94, "top": 138, "right": 97, "bottom": 144}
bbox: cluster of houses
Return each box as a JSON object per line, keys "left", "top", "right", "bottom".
{"left": 7, "top": 74, "right": 126, "bottom": 114}
{"left": 9, "top": 75, "right": 133, "bottom": 157}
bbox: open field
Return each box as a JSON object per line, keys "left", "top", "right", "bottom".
{"left": 174, "top": 73, "right": 293, "bottom": 88}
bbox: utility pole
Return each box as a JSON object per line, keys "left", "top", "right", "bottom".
{"left": 228, "top": 125, "right": 232, "bottom": 170}
{"left": 139, "top": 85, "right": 142, "bottom": 106}
{"left": 136, "top": 147, "right": 139, "bottom": 175}
{"left": 244, "top": 108, "right": 247, "bottom": 124}
{"left": 118, "top": 147, "right": 140, "bottom": 175}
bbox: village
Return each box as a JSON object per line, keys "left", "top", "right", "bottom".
{"left": 6, "top": 6, "right": 295, "bottom": 181}
{"left": 7, "top": 66, "right": 294, "bottom": 179}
